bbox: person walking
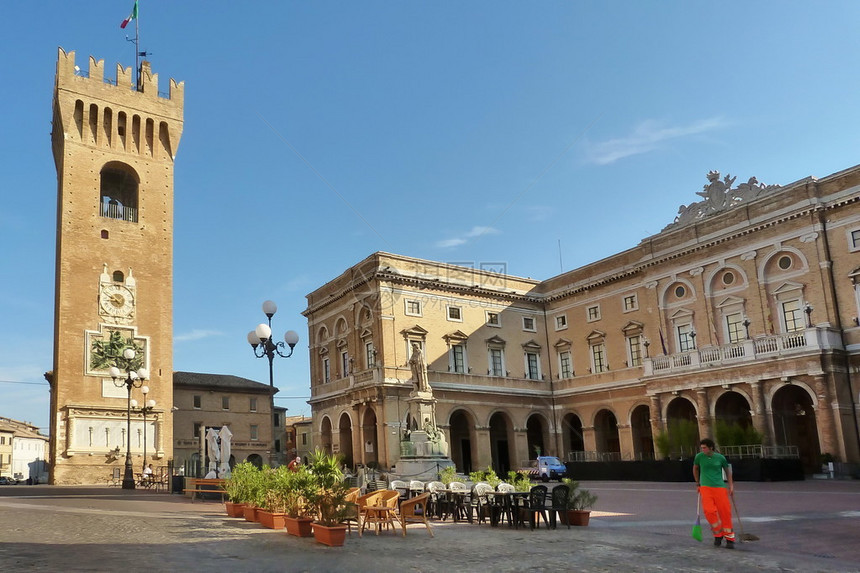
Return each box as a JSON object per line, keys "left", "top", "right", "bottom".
{"left": 693, "top": 438, "right": 735, "bottom": 549}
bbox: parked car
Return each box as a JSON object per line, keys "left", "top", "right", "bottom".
{"left": 0, "top": 476, "right": 18, "bottom": 485}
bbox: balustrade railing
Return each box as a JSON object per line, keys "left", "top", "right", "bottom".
{"left": 647, "top": 330, "right": 817, "bottom": 376}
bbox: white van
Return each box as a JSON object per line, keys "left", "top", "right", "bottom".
{"left": 522, "top": 456, "right": 568, "bottom": 482}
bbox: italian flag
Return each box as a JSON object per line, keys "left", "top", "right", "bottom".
{"left": 120, "top": 0, "right": 138, "bottom": 29}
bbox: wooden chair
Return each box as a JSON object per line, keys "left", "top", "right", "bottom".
{"left": 341, "top": 488, "right": 363, "bottom": 536}
{"left": 361, "top": 490, "right": 401, "bottom": 535}
{"left": 398, "top": 492, "right": 434, "bottom": 537}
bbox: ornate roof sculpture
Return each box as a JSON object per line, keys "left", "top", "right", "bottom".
{"left": 663, "top": 171, "right": 781, "bottom": 231}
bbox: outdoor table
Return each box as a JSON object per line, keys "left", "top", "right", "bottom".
{"left": 361, "top": 505, "right": 397, "bottom": 535}
{"left": 487, "top": 491, "right": 530, "bottom": 528}
{"left": 443, "top": 489, "right": 472, "bottom": 523}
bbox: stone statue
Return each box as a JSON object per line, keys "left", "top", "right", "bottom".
{"left": 409, "top": 342, "right": 431, "bottom": 392}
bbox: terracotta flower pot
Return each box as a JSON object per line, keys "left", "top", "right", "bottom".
{"left": 311, "top": 522, "right": 348, "bottom": 547}
{"left": 243, "top": 505, "right": 259, "bottom": 522}
{"left": 566, "top": 510, "right": 591, "bottom": 526}
{"left": 225, "top": 502, "right": 246, "bottom": 518}
{"left": 284, "top": 516, "right": 314, "bottom": 537}
{"left": 257, "top": 510, "right": 287, "bottom": 530}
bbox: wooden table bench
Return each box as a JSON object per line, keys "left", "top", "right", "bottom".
{"left": 183, "top": 478, "right": 227, "bottom": 502}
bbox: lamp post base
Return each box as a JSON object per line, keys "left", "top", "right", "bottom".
{"left": 122, "top": 461, "right": 136, "bottom": 490}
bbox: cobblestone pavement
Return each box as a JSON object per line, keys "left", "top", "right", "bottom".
{"left": 0, "top": 480, "right": 858, "bottom": 572}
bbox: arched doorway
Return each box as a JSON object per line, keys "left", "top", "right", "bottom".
{"left": 526, "top": 414, "right": 548, "bottom": 460}
{"left": 247, "top": 454, "right": 263, "bottom": 469}
{"left": 449, "top": 409, "right": 476, "bottom": 474}
{"left": 772, "top": 385, "right": 819, "bottom": 473}
{"left": 561, "top": 413, "right": 584, "bottom": 460}
{"left": 594, "top": 409, "right": 620, "bottom": 459}
{"left": 361, "top": 408, "right": 378, "bottom": 468}
{"left": 665, "top": 397, "right": 700, "bottom": 458}
{"left": 714, "top": 391, "right": 755, "bottom": 446}
{"left": 338, "top": 413, "right": 354, "bottom": 469}
{"left": 489, "top": 412, "right": 513, "bottom": 474}
{"left": 630, "top": 404, "right": 654, "bottom": 460}
{"left": 320, "top": 416, "right": 333, "bottom": 455}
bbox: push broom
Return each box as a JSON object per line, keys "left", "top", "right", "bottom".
{"left": 730, "top": 491, "right": 759, "bottom": 542}
{"left": 691, "top": 493, "right": 703, "bottom": 542}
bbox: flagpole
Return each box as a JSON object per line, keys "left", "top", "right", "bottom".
{"left": 135, "top": 6, "right": 141, "bottom": 90}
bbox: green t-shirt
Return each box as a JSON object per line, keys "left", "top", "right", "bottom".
{"left": 694, "top": 451, "right": 729, "bottom": 488}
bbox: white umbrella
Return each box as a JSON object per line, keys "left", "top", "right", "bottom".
{"left": 206, "top": 427, "right": 221, "bottom": 464}
{"left": 219, "top": 425, "right": 233, "bottom": 477}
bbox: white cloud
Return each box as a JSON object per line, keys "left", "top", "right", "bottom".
{"left": 435, "top": 226, "right": 500, "bottom": 248}
{"left": 174, "top": 329, "right": 223, "bottom": 342}
{"left": 436, "top": 238, "right": 467, "bottom": 248}
{"left": 585, "top": 117, "right": 728, "bottom": 165}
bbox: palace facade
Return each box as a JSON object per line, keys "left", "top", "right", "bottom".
{"left": 304, "top": 167, "right": 860, "bottom": 475}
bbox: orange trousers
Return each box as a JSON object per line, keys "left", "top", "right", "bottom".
{"left": 700, "top": 486, "right": 734, "bottom": 541}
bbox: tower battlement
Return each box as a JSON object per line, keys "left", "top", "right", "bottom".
{"left": 53, "top": 47, "right": 183, "bottom": 162}
{"left": 56, "top": 48, "right": 184, "bottom": 111}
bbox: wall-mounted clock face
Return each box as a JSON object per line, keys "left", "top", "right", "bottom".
{"left": 100, "top": 284, "right": 134, "bottom": 318}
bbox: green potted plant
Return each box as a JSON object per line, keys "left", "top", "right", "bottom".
{"left": 469, "top": 466, "right": 502, "bottom": 489}
{"left": 283, "top": 465, "right": 317, "bottom": 537}
{"left": 307, "top": 449, "right": 350, "bottom": 546}
{"left": 256, "top": 467, "right": 287, "bottom": 529}
{"left": 223, "top": 462, "right": 256, "bottom": 518}
{"left": 560, "top": 478, "right": 598, "bottom": 526}
{"left": 439, "top": 466, "right": 457, "bottom": 486}
{"left": 242, "top": 464, "right": 267, "bottom": 522}
{"left": 506, "top": 470, "right": 532, "bottom": 492}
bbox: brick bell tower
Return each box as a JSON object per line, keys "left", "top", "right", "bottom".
{"left": 49, "top": 48, "right": 183, "bottom": 484}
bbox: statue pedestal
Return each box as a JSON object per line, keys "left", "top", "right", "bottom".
{"left": 397, "top": 432, "right": 454, "bottom": 480}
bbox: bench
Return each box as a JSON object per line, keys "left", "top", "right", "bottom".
{"left": 183, "top": 478, "right": 227, "bottom": 502}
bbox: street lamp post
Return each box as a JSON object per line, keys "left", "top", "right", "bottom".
{"left": 803, "top": 302, "right": 814, "bottom": 328}
{"left": 109, "top": 348, "right": 149, "bottom": 490}
{"left": 247, "top": 300, "right": 299, "bottom": 467}
{"left": 130, "top": 386, "right": 157, "bottom": 474}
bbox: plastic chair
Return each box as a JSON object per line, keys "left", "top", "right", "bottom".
{"left": 471, "top": 483, "right": 494, "bottom": 523}
{"left": 548, "top": 484, "right": 570, "bottom": 529}
{"left": 518, "top": 485, "right": 550, "bottom": 530}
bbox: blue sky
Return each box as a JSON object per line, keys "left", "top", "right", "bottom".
{"left": 3, "top": 1, "right": 860, "bottom": 431}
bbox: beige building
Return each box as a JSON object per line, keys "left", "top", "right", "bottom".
{"left": 48, "top": 49, "right": 182, "bottom": 484}
{"left": 0, "top": 418, "right": 49, "bottom": 482}
{"left": 304, "top": 167, "right": 860, "bottom": 474}
{"left": 173, "top": 372, "right": 277, "bottom": 475}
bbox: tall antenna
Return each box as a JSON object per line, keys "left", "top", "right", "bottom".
{"left": 558, "top": 239, "right": 564, "bottom": 273}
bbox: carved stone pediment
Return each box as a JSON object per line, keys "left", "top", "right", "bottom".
{"left": 621, "top": 320, "right": 644, "bottom": 335}
{"left": 443, "top": 330, "right": 469, "bottom": 343}
{"left": 401, "top": 325, "right": 428, "bottom": 339}
{"left": 485, "top": 335, "right": 506, "bottom": 346}
{"left": 663, "top": 171, "right": 781, "bottom": 231}
{"left": 521, "top": 339, "right": 542, "bottom": 351}
{"left": 553, "top": 338, "right": 572, "bottom": 349}
{"left": 585, "top": 330, "right": 606, "bottom": 342}
{"left": 715, "top": 295, "right": 746, "bottom": 309}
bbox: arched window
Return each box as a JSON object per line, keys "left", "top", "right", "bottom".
{"left": 99, "top": 164, "right": 139, "bottom": 222}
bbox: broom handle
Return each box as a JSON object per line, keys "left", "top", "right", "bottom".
{"left": 730, "top": 491, "right": 744, "bottom": 538}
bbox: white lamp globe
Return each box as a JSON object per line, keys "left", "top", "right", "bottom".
{"left": 123, "top": 348, "right": 136, "bottom": 360}
{"left": 262, "top": 300, "right": 278, "bottom": 316}
{"left": 138, "top": 369, "right": 149, "bottom": 381}
{"left": 130, "top": 399, "right": 138, "bottom": 408}
{"left": 247, "top": 330, "right": 260, "bottom": 346}
{"left": 109, "top": 366, "right": 121, "bottom": 379}
{"left": 141, "top": 385, "right": 150, "bottom": 395}
{"left": 255, "top": 323, "right": 272, "bottom": 341}
{"left": 284, "top": 330, "right": 299, "bottom": 347}
{"left": 146, "top": 399, "right": 156, "bottom": 409}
